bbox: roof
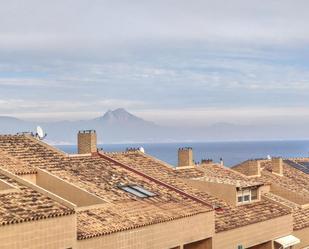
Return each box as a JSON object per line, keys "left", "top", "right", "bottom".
{"left": 0, "top": 171, "right": 74, "bottom": 226}
{"left": 0, "top": 150, "right": 36, "bottom": 175}
{"left": 232, "top": 159, "right": 309, "bottom": 230}
{"left": 0, "top": 135, "right": 211, "bottom": 239}
{"left": 195, "top": 163, "right": 263, "bottom": 188}
{"left": 286, "top": 159, "right": 309, "bottom": 174}
{"left": 265, "top": 192, "right": 309, "bottom": 231}
{"left": 104, "top": 151, "right": 291, "bottom": 233}
{"left": 78, "top": 200, "right": 208, "bottom": 239}
{"left": 263, "top": 161, "right": 309, "bottom": 199}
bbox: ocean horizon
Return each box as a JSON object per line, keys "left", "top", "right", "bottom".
{"left": 57, "top": 139, "right": 309, "bottom": 167}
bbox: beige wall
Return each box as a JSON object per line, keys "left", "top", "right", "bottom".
{"left": 0, "top": 179, "right": 15, "bottom": 191}
{"left": 270, "top": 184, "right": 309, "bottom": 205}
{"left": 77, "top": 212, "right": 215, "bottom": 249}
{"left": 20, "top": 174, "right": 37, "bottom": 184}
{"left": 293, "top": 227, "right": 309, "bottom": 249}
{"left": 0, "top": 215, "right": 76, "bottom": 249}
{"left": 36, "top": 169, "right": 105, "bottom": 207}
{"left": 271, "top": 158, "right": 283, "bottom": 176}
{"left": 183, "top": 179, "right": 236, "bottom": 206}
{"left": 233, "top": 160, "right": 261, "bottom": 177}
{"left": 213, "top": 214, "right": 293, "bottom": 249}
{"left": 259, "top": 185, "right": 271, "bottom": 195}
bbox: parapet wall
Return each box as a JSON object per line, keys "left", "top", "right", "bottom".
{"left": 77, "top": 211, "right": 215, "bottom": 249}
{"left": 0, "top": 215, "right": 76, "bottom": 249}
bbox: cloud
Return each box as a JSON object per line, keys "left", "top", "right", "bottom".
{"left": 1, "top": 0, "right": 309, "bottom": 125}
{"left": 0, "top": 98, "right": 145, "bottom": 120}
{"left": 135, "top": 107, "right": 309, "bottom": 127}
{"left": 1, "top": 0, "right": 309, "bottom": 53}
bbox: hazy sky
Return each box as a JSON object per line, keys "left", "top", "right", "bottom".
{"left": 1, "top": 0, "right": 309, "bottom": 126}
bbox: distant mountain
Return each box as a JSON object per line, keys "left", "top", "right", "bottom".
{"left": 0, "top": 109, "right": 162, "bottom": 144}
{"left": 0, "top": 116, "right": 34, "bottom": 134}
{"left": 1, "top": 108, "right": 309, "bottom": 144}
{"left": 96, "top": 108, "right": 154, "bottom": 124}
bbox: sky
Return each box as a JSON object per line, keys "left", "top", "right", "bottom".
{"left": 1, "top": 0, "right": 309, "bottom": 127}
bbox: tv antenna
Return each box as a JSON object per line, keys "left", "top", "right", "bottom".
{"left": 36, "top": 126, "right": 47, "bottom": 140}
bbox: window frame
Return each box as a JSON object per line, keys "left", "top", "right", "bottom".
{"left": 118, "top": 184, "right": 157, "bottom": 198}
{"left": 237, "top": 187, "right": 259, "bottom": 204}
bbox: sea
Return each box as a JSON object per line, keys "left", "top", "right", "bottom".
{"left": 56, "top": 140, "right": 309, "bottom": 167}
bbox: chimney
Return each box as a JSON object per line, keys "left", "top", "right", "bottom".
{"left": 271, "top": 157, "right": 283, "bottom": 176}
{"left": 246, "top": 160, "right": 261, "bottom": 177}
{"left": 201, "top": 159, "right": 213, "bottom": 164}
{"left": 178, "top": 147, "right": 193, "bottom": 167}
{"left": 78, "top": 130, "right": 97, "bottom": 154}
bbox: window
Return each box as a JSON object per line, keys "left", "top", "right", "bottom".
{"left": 130, "top": 185, "right": 156, "bottom": 197}
{"left": 251, "top": 188, "right": 258, "bottom": 200}
{"left": 119, "top": 185, "right": 156, "bottom": 198}
{"left": 237, "top": 188, "right": 259, "bottom": 204}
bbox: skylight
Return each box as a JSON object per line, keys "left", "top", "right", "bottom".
{"left": 119, "top": 185, "right": 156, "bottom": 198}
{"left": 130, "top": 185, "right": 156, "bottom": 197}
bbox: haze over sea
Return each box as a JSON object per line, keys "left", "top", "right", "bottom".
{"left": 57, "top": 140, "right": 309, "bottom": 167}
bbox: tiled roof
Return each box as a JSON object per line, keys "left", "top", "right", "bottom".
{"left": 0, "top": 135, "right": 293, "bottom": 234}
{"left": 78, "top": 200, "right": 207, "bottom": 239}
{"left": 232, "top": 159, "right": 309, "bottom": 230}
{"left": 260, "top": 161, "right": 309, "bottom": 199}
{"left": 0, "top": 172, "right": 74, "bottom": 226}
{"left": 195, "top": 163, "right": 262, "bottom": 188}
{"left": 0, "top": 150, "right": 36, "bottom": 175}
{"left": 105, "top": 151, "right": 290, "bottom": 232}
{"left": 264, "top": 192, "right": 309, "bottom": 230}
{"left": 0, "top": 135, "right": 211, "bottom": 239}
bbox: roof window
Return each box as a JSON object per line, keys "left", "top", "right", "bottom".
{"left": 119, "top": 185, "right": 156, "bottom": 198}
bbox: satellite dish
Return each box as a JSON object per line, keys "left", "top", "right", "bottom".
{"left": 36, "top": 126, "right": 47, "bottom": 140}
{"left": 267, "top": 155, "right": 272, "bottom": 160}
{"left": 138, "top": 147, "right": 145, "bottom": 153}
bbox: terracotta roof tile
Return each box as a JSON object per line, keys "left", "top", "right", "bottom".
{"left": 232, "top": 159, "right": 309, "bottom": 230}
{"left": 0, "top": 135, "right": 211, "bottom": 239}
{"left": 105, "top": 151, "right": 290, "bottom": 232}
{"left": 0, "top": 172, "right": 74, "bottom": 226}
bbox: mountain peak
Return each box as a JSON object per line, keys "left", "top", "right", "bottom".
{"left": 112, "top": 108, "right": 130, "bottom": 116}
{"left": 93, "top": 108, "right": 145, "bottom": 125}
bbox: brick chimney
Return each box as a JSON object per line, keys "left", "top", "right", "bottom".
{"left": 178, "top": 147, "right": 193, "bottom": 167}
{"left": 78, "top": 130, "right": 97, "bottom": 154}
{"left": 271, "top": 157, "right": 283, "bottom": 176}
